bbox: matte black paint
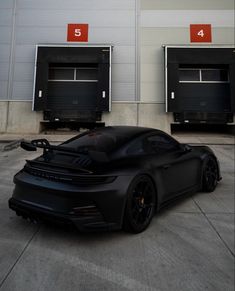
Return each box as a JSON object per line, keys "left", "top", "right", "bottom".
{"left": 8, "top": 126, "right": 221, "bottom": 231}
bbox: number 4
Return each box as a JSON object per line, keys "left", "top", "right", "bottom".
{"left": 197, "top": 29, "right": 204, "bottom": 38}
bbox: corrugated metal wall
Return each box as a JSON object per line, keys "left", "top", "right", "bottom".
{"left": 0, "top": 0, "right": 234, "bottom": 133}
{"left": 140, "top": 0, "right": 235, "bottom": 104}
{"left": 0, "top": 0, "right": 137, "bottom": 102}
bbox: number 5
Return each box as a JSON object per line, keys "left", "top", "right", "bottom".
{"left": 75, "top": 28, "right": 81, "bottom": 37}
{"left": 197, "top": 29, "right": 204, "bottom": 38}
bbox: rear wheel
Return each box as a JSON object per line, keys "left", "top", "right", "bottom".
{"left": 202, "top": 156, "right": 218, "bottom": 192}
{"left": 123, "top": 175, "right": 156, "bottom": 233}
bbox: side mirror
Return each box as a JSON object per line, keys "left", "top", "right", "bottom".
{"left": 180, "top": 144, "right": 192, "bottom": 154}
{"left": 20, "top": 141, "right": 37, "bottom": 151}
{"left": 185, "top": 144, "right": 192, "bottom": 152}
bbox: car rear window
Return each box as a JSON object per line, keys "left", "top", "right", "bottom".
{"left": 63, "top": 131, "right": 129, "bottom": 153}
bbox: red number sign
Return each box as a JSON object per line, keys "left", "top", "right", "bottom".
{"left": 67, "top": 24, "right": 89, "bottom": 42}
{"left": 190, "top": 24, "right": 212, "bottom": 43}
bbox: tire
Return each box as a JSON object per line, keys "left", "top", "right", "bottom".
{"left": 202, "top": 156, "right": 218, "bottom": 192}
{"left": 123, "top": 175, "right": 156, "bottom": 233}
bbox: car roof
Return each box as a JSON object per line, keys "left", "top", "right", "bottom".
{"left": 62, "top": 126, "right": 161, "bottom": 153}
{"left": 95, "top": 126, "right": 158, "bottom": 138}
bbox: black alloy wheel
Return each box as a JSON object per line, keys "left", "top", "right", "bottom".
{"left": 202, "top": 156, "right": 218, "bottom": 192}
{"left": 123, "top": 175, "right": 156, "bottom": 233}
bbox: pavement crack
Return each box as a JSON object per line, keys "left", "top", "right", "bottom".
{"left": 192, "top": 198, "right": 235, "bottom": 258}
{"left": 0, "top": 226, "right": 41, "bottom": 290}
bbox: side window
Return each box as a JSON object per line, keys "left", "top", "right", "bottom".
{"left": 146, "top": 134, "right": 179, "bottom": 154}
{"left": 126, "top": 134, "right": 179, "bottom": 156}
{"left": 126, "top": 139, "right": 145, "bottom": 155}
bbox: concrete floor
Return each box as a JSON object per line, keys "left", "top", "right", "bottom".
{"left": 0, "top": 136, "right": 234, "bottom": 291}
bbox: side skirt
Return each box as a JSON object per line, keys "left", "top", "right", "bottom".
{"left": 158, "top": 184, "right": 200, "bottom": 210}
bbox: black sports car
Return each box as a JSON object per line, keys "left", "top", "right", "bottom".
{"left": 9, "top": 126, "right": 221, "bottom": 233}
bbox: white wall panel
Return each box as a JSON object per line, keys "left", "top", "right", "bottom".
{"left": 141, "top": 10, "right": 234, "bottom": 28}
{"left": 18, "top": 0, "right": 135, "bottom": 10}
{"left": 12, "top": 81, "right": 33, "bottom": 100}
{"left": 141, "top": 0, "right": 234, "bottom": 10}
{"left": 112, "top": 64, "right": 135, "bottom": 83}
{"left": 141, "top": 46, "right": 164, "bottom": 64}
{"left": 141, "top": 27, "right": 235, "bottom": 46}
{"left": 212, "top": 28, "right": 235, "bottom": 44}
{"left": 0, "top": 63, "right": 9, "bottom": 81}
{"left": 141, "top": 82, "right": 164, "bottom": 103}
{"left": 112, "top": 46, "right": 136, "bottom": 64}
{"left": 0, "top": 27, "right": 12, "bottom": 44}
{"left": 15, "top": 27, "right": 135, "bottom": 46}
{"left": 15, "top": 27, "right": 68, "bottom": 44}
{"left": 0, "top": 45, "right": 11, "bottom": 62}
{"left": 0, "top": 9, "right": 13, "bottom": 26}
{"left": 141, "top": 28, "right": 191, "bottom": 46}
{"left": 13, "top": 63, "right": 34, "bottom": 82}
{"left": 0, "top": 0, "right": 14, "bottom": 9}
{"left": 17, "top": 10, "right": 135, "bottom": 28}
{"left": 141, "top": 64, "right": 164, "bottom": 83}
{"left": 0, "top": 81, "right": 8, "bottom": 99}
{"left": 112, "top": 83, "right": 135, "bottom": 101}
{"left": 89, "top": 28, "right": 135, "bottom": 46}
{"left": 14, "top": 45, "right": 36, "bottom": 62}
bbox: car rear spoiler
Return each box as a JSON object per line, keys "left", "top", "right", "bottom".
{"left": 20, "top": 139, "right": 109, "bottom": 163}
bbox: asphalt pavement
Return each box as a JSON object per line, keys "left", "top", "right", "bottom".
{"left": 0, "top": 134, "right": 234, "bottom": 291}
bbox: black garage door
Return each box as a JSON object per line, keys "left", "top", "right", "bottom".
{"left": 165, "top": 47, "right": 235, "bottom": 123}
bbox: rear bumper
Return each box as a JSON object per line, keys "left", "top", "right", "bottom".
{"left": 8, "top": 198, "right": 118, "bottom": 231}
{"left": 9, "top": 171, "right": 133, "bottom": 231}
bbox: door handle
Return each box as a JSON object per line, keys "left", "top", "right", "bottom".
{"left": 102, "top": 91, "right": 106, "bottom": 98}
{"left": 171, "top": 92, "right": 175, "bottom": 99}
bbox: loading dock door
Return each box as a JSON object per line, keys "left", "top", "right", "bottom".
{"left": 47, "top": 65, "right": 98, "bottom": 112}
{"left": 165, "top": 47, "right": 235, "bottom": 123}
{"left": 33, "top": 45, "right": 112, "bottom": 122}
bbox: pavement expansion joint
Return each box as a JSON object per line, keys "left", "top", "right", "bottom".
{"left": 192, "top": 197, "right": 235, "bottom": 258}
{"left": 0, "top": 226, "right": 41, "bottom": 289}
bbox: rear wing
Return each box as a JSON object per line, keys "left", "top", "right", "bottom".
{"left": 20, "top": 139, "right": 109, "bottom": 163}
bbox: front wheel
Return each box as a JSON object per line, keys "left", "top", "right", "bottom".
{"left": 123, "top": 175, "right": 156, "bottom": 233}
{"left": 202, "top": 156, "right": 218, "bottom": 192}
